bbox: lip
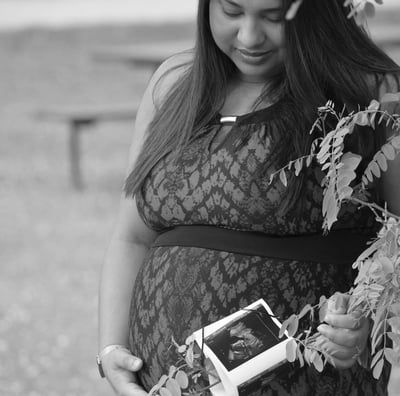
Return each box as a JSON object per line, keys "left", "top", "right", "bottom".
{"left": 236, "top": 48, "right": 271, "bottom": 64}
{"left": 238, "top": 49, "right": 270, "bottom": 57}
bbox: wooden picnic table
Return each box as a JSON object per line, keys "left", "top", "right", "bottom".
{"left": 92, "top": 39, "right": 194, "bottom": 70}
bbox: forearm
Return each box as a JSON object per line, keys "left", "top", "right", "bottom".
{"left": 98, "top": 238, "right": 150, "bottom": 350}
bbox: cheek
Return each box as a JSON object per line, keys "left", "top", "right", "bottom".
{"left": 268, "top": 25, "right": 285, "bottom": 49}
{"left": 209, "top": 5, "right": 236, "bottom": 51}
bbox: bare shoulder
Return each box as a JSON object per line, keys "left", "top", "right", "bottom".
{"left": 377, "top": 72, "right": 400, "bottom": 97}
{"left": 151, "top": 49, "right": 194, "bottom": 104}
{"left": 364, "top": 72, "right": 400, "bottom": 98}
{"left": 125, "top": 50, "right": 193, "bottom": 171}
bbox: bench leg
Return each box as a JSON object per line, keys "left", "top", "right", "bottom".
{"left": 69, "top": 121, "right": 83, "bottom": 190}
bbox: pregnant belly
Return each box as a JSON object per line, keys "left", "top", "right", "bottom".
{"left": 128, "top": 245, "right": 353, "bottom": 391}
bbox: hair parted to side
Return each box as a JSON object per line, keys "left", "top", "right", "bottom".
{"left": 124, "top": 0, "right": 400, "bottom": 200}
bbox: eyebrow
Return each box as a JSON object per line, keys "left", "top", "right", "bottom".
{"left": 223, "top": 0, "right": 281, "bottom": 12}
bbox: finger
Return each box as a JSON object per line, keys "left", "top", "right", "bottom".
{"left": 327, "top": 293, "right": 349, "bottom": 314}
{"left": 319, "top": 337, "right": 358, "bottom": 360}
{"left": 326, "top": 355, "right": 357, "bottom": 370}
{"left": 324, "top": 311, "right": 364, "bottom": 330}
{"left": 317, "top": 324, "right": 358, "bottom": 348}
{"left": 116, "top": 352, "right": 143, "bottom": 372}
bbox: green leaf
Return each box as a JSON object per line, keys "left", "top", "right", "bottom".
{"left": 368, "top": 99, "right": 380, "bottom": 111}
{"left": 381, "top": 143, "right": 396, "bottom": 160}
{"left": 333, "top": 136, "right": 344, "bottom": 147}
{"left": 166, "top": 378, "right": 181, "bottom": 396}
{"left": 338, "top": 185, "right": 353, "bottom": 200}
{"left": 364, "top": 167, "right": 374, "bottom": 182}
{"left": 177, "top": 345, "right": 186, "bottom": 354}
{"left": 355, "top": 112, "right": 369, "bottom": 126}
{"left": 185, "top": 344, "right": 194, "bottom": 368}
{"left": 298, "top": 304, "right": 312, "bottom": 319}
{"left": 375, "top": 152, "right": 388, "bottom": 172}
{"left": 364, "top": 2, "right": 376, "bottom": 17}
{"left": 149, "top": 385, "right": 161, "bottom": 396}
{"left": 384, "top": 348, "right": 399, "bottom": 365}
{"left": 341, "top": 152, "right": 362, "bottom": 170}
{"left": 387, "top": 331, "right": 400, "bottom": 346}
{"left": 294, "top": 158, "right": 303, "bottom": 176}
{"left": 312, "top": 352, "right": 324, "bottom": 372}
{"left": 279, "top": 169, "right": 288, "bottom": 187}
{"left": 285, "top": 0, "right": 303, "bottom": 20}
{"left": 336, "top": 174, "right": 353, "bottom": 190}
{"left": 388, "top": 317, "right": 400, "bottom": 332}
{"left": 371, "top": 321, "right": 385, "bottom": 352}
{"left": 175, "top": 371, "right": 189, "bottom": 389}
{"left": 159, "top": 387, "right": 173, "bottom": 396}
{"left": 286, "top": 339, "right": 297, "bottom": 362}
{"left": 158, "top": 375, "right": 169, "bottom": 387}
{"left": 325, "top": 194, "right": 339, "bottom": 230}
{"left": 296, "top": 343, "right": 305, "bottom": 367}
{"left": 371, "top": 161, "right": 381, "bottom": 178}
{"left": 389, "top": 303, "right": 400, "bottom": 317}
{"left": 371, "top": 349, "right": 384, "bottom": 369}
{"left": 304, "top": 347, "right": 312, "bottom": 365}
{"left": 391, "top": 135, "right": 400, "bottom": 150}
{"left": 336, "top": 126, "right": 351, "bottom": 138}
{"left": 356, "top": 237, "right": 385, "bottom": 262}
{"left": 372, "top": 358, "right": 384, "bottom": 379}
{"left": 286, "top": 315, "right": 299, "bottom": 337}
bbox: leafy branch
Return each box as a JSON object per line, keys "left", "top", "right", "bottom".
{"left": 149, "top": 335, "right": 221, "bottom": 396}
{"left": 270, "top": 92, "right": 400, "bottom": 378}
{"left": 286, "top": 0, "right": 384, "bottom": 24}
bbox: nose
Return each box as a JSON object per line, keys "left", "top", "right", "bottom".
{"left": 237, "top": 18, "right": 265, "bottom": 49}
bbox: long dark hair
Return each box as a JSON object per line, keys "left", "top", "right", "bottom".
{"left": 124, "top": 0, "right": 399, "bottom": 198}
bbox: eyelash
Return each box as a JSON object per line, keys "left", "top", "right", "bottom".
{"left": 222, "top": 8, "right": 242, "bottom": 18}
{"left": 222, "top": 7, "right": 282, "bottom": 22}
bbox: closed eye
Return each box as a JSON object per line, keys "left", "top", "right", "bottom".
{"left": 262, "top": 9, "right": 284, "bottom": 22}
{"left": 220, "top": 0, "right": 242, "bottom": 17}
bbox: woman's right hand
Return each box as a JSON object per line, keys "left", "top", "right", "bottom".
{"left": 102, "top": 348, "right": 148, "bottom": 396}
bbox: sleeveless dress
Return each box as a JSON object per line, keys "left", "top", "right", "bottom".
{"left": 128, "top": 102, "right": 389, "bottom": 395}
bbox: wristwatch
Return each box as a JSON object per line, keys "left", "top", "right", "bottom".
{"left": 96, "top": 344, "right": 130, "bottom": 378}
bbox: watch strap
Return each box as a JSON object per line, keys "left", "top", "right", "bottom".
{"left": 96, "top": 344, "right": 130, "bottom": 378}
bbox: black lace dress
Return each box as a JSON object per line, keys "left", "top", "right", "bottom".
{"left": 128, "top": 103, "right": 389, "bottom": 395}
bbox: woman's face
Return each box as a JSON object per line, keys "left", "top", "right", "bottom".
{"left": 209, "top": 0, "right": 285, "bottom": 83}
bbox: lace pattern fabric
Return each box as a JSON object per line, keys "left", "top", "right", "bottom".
{"left": 129, "top": 109, "right": 387, "bottom": 395}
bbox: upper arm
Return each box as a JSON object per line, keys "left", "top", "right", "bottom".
{"left": 113, "top": 51, "right": 193, "bottom": 245}
{"left": 378, "top": 73, "right": 400, "bottom": 216}
{"left": 125, "top": 50, "right": 193, "bottom": 172}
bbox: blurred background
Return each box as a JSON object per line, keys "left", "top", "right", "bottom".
{"left": 0, "top": 1, "right": 398, "bottom": 395}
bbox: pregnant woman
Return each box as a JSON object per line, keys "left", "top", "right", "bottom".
{"left": 98, "top": 0, "right": 400, "bottom": 395}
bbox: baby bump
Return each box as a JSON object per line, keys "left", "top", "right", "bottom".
{"left": 128, "top": 245, "right": 354, "bottom": 391}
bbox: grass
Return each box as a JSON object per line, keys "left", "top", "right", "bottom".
{"left": 0, "top": 14, "right": 399, "bottom": 396}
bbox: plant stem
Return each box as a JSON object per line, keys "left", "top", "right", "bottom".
{"left": 349, "top": 197, "right": 400, "bottom": 221}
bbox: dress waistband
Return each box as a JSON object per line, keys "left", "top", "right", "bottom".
{"left": 152, "top": 225, "right": 373, "bottom": 265}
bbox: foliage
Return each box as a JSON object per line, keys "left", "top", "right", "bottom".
{"left": 270, "top": 93, "right": 400, "bottom": 378}
{"left": 149, "top": 335, "right": 220, "bottom": 396}
{"left": 286, "top": 0, "right": 384, "bottom": 24}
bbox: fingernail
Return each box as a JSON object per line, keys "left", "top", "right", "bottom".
{"left": 132, "top": 358, "right": 141, "bottom": 369}
{"left": 317, "top": 325, "right": 327, "bottom": 335}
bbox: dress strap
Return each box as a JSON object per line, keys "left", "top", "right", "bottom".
{"left": 152, "top": 225, "right": 373, "bottom": 265}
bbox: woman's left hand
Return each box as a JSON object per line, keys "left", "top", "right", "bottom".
{"left": 317, "top": 294, "right": 369, "bottom": 369}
